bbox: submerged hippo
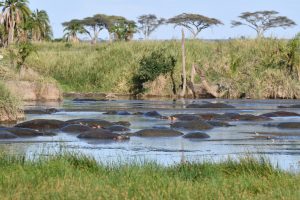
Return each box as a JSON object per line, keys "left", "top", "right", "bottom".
{"left": 183, "top": 132, "right": 210, "bottom": 139}
{"left": 143, "top": 111, "right": 162, "bottom": 118}
{"left": 60, "top": 124, "right": 92, "bottom": 133}
{"left": 0, "top": 130, "right": 18, "bottom": 139}
{"left": 0, "top": 127, "right": 55, "bottom": 137}
{"left": 24, "top": 108, "right": 59, "bottom": 115}
{"left": 15, "top": 119, "right": 65, "bottom": 131}
{"left": 65, "top": 119, "right": 114, "bottom": 128}
{"left": 187, "top": 103, "right": 235, "bottom": 109}
{"left": 134, "top": 129, "right": 183, "bottom": 137}
{"left": 170, "top": 114, "right": 201, "bottom": 121}
{"left": 277, "top": 122, "right": 300, "bottom": 129}
{"left": 171, "top": 120, "right": 213, "bottom": 131}
{"left": 107, "top": 125, "right": 130, "bottom": 132}
{"left": 260, "top": 111, "right": 300, "bottom": 118}
{"left": 77, "top": 129, "right": 129, "bottom": 140}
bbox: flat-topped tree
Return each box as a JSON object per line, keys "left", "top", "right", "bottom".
{"left": 82, "top": 14, "right": 109, "bottom": 44}
{"left": 62, "top": 19, "right": 89, "bottom": 43}
{"left": 232, "top": 10, "right": 296, "bottom": 38}
{"left": 168, "top": 13, "right": 223, "bottom": 39}
{"left": 137, "top": 14, "right": 165, "bottom": 39}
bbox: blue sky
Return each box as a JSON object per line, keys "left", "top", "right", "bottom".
{"left": 29, "top": 0, "right": 299, "bottom": 39}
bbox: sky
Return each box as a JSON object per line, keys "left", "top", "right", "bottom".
{"left": 29, "top": 0, "right": 300, "bottom": 40}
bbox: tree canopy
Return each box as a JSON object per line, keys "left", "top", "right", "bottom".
{"left": 232, "top": 10, "right": 297, "bottom": 38}
{"left": 168, "top": 13, "right": 223, "bottom": 38}
{"left": 137, "top": 14, "right": 165, "bottom": 39}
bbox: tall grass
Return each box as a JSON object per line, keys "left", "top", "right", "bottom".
{"left": 0, "top": 81, "right": 23, "bottom": 122}
{"left": 25, "top": 38, "right": 300, "bottom": 98}
{"left": 0, "top": 152, "right": 299, "bottom": 199}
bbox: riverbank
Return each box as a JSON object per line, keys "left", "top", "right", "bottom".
{"left": 0, "top": 81, "right": 24, "bottom": 122}
{"left": 26, "top": 37, "right": 300, "bottom": 99}
{"left": 0, "top": 152, "right": 299, "bottom": 199}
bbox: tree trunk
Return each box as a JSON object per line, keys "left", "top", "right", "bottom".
{"left": 195, "top": 65, "right": 227, "bottom": 98}
{"left": 7, "top": 25, "right": 15, "bottom": 45}
{"left": 180, "top": 28, "right": 187, "bottom": 98}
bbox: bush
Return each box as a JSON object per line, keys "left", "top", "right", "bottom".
{"left": 131, "top": 48, "right": 177, "bottom": 95}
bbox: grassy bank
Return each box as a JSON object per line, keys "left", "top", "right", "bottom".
{"left": 0, "top": 81, "right": 23, "bottom": 122}
{"left": 25, "top": 38, "right": 300, "bottom": 98}
{"left": 0, "top": 153, "right": 299, "bottom": 199}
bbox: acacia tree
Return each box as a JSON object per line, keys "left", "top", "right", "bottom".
{"left": 232, "top": 11, "right": 296, "bottom": 38}
{"left": 168, "top": 13, "right": 223, "bottom": 39}
{"left": 137, "top": 14, "right": 165, "bottom": 39}
{"left": 62, "top": 19, "right": 89, "bottom": 43}
{"left": 82, "top": 14, "right": 108, "bottom": 44}
{"left": 0, "top": 0, "right": 31, "bottom": 45}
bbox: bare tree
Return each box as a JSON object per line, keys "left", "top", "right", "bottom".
{"left": 137, "top": 14, "right": 165, "bottom": 39}
{"left": 232, "top": 10, "right": 296, "bottom": 38}
{"left": 168, "top": 13, "right": 223, "bottom": 39}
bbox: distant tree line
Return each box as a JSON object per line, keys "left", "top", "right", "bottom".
{"left": 0, "top": 0, "right": 297, "bottom": 46}
{"left": 63, "top": 10, "right": 297, "bottom": 43}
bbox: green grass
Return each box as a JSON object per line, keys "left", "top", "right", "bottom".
{"left": 0, "top": 152, "right": 299, "bottom": 199}
{"left": 24, "top": 38, "right": 300, "bottom": 98}
{"left": 0, "top": 81, "right": 22, "bottom": 122}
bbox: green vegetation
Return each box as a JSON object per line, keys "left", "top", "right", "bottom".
{"left": 25, "top": 37, "right": 300, "bottom": 98}
{"left": 131, "top": 48, "right": 177, "bottom": 95}
{"left": 0, "top": 152, "right": 299, "bottom": 199}
{"left": 0, "top": 81, "right": 22, "bottom": 121}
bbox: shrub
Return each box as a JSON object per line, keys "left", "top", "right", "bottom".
{"left": 131, "top": 48, "right": 177, "bottom": 95}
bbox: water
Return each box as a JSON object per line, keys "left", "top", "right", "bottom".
{"left": 1, "top": 98, "right": 300, "bottom": 172}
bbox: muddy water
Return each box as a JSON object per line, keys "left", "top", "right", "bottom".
{"left": 1, "top": 98, "right": 300, "bottom": 172}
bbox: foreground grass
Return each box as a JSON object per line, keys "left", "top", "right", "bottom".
{"left": 0, "top": 153, "right": 299, "bottom": 199}
{"left": 24, "top": 38, "right": 300, "bottom": 99}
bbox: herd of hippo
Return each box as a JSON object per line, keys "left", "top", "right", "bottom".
{"left": 1, "top": 102, "right": 300, "bottom": 141}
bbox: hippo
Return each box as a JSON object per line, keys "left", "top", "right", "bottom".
{"left": 15, "top": 119, "right": 65, "bottom": 131}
